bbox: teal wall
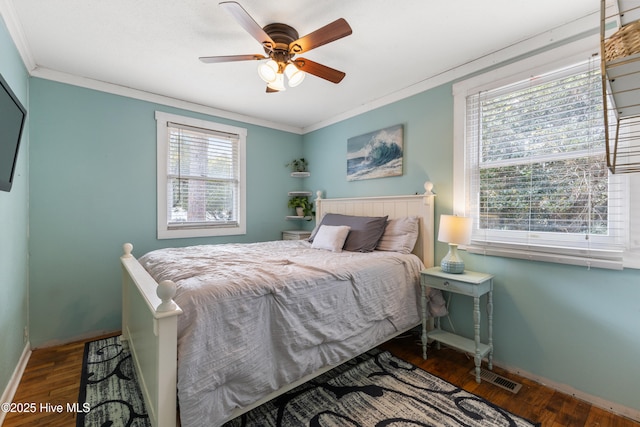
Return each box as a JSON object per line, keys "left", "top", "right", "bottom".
{"left": 304, "top": 86, "right": 452, "bottom": 203}
{"left": 1, "top": 13, "right": 637, "bottom": 419}
{"left": 0, "top": 16, "right": 29, "bottom": 399}
{"left": 28, "top": 78, "right": 302, "bottom": 346}
{"left": 301, "top": 77, "right": 640, "bottom": 414}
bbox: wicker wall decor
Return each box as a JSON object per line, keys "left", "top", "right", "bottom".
{"left": 601, "top": 0, "right": 640, "bottom": 174}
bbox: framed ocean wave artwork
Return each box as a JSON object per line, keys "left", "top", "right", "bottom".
{"left": 347, "top": 124, "right": 403, "bottom": 181}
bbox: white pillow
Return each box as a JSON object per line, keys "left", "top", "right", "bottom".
{"left": 376, "top": 216, "right": 419, "bottom": 254}
{"left": 311, "top": 225, "right": 351, "bottom": 252}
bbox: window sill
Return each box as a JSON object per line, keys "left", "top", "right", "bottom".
{"left": 623, "top": 250, "right": 640, "bottom": 270}
{"left": 464, "top": 243, "right": 625, "bottom": 270}
{"left": 158, "top": 224, "right": 246, "bottom": 239}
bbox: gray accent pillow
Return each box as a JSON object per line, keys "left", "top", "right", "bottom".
{"left": 310, "top": 213, "right": 388, "bottom": 252}
{"left": 376, "top": 216, "right": 420, "bottom": 254}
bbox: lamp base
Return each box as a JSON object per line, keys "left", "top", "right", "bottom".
{"left": 440, "top": 243, "right": 465, "bottom": 274}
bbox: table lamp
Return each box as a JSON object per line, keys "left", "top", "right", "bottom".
{"left": 438, "top": 215, "right": 472, "bottom": 273}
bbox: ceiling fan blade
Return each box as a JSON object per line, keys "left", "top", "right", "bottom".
{"left": 266, "top": 86, "right": 280, "bottom": 93}
{"left": 199, "top": 54, "right": 266, "bottom": 63}
{"left": 289, "top": 18, "right": 352, "bottom": 54}
{"left": 219, "top": 1, "right": 276, "bottom": 51}
{"left": 293, "top": 58, "right": 346, "bottom": 84}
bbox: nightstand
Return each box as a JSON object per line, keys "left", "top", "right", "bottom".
{"left": 420, "top": 266, "right": 494, "bottom": 383}
{"left": 282, "top": 230, "right": 312, "bottom": 240}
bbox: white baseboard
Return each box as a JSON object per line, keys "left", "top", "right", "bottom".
{"left": 0, "top": 342, "right": 32, "bottom": 426}
{"left": 440, "top": 344, "right": 640, "bottom": 423}
{"left": 33, "top": 329, "right": 120, "bottom": 350}
{"left": 1, "top": 339, "right": 638, "bottom": 424}
{"left": 494, "top": 358, "right": 640, "bottom": 423}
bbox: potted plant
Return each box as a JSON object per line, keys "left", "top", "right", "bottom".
{"left": 288, "top": 196, "right": 313, "bottom": 219}
{"left": 286, "top": 158, "right": 308, "bottom": 172}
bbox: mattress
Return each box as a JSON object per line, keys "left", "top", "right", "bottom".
{"left": 139, "top": 239, "right": 424, "bottom": 426}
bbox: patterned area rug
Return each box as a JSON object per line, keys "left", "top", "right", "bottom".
{"left": 78, "top": 336, "right": 539, "bottom": 427}
{"left": 76, "top": 335, "right": 150, "bottom": 427}
{"left": 225, "top": 349, "right": 540, "bottom": 427}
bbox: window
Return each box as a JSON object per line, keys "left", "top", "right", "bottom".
{"left": 453, "top": 43, "right": 634, "bottom": 269}
{"left": 156, "top": 111, "right": 246, "bottom": 239}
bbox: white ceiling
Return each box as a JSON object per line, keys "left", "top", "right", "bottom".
{"left": 4, "top": 0, "right": 602, "bottom": 133}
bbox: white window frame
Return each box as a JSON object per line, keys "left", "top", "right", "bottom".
{"left": 453, "top": 38, "right": 638, "bottom": 269}
{"left": 156, "top": 111, "right": 247, "bottom": 239}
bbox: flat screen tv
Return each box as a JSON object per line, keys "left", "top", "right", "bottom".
{"left": 0, "top": 72, "right": 27, "bottom": 192}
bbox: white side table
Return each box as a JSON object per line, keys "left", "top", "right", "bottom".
{"left": 282, "top": 230, "right": 312, "bottom": 240}
{"left": 420, "top": 266, "right": 494, "bottom": 383}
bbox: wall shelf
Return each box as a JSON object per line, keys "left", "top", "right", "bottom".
{"left": 290, "top": 172, "right": 310, "bottom": 178}
{"left": 286, "top": 170, "right": 312, "bottom": 221}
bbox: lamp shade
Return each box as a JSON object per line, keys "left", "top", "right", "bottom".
{"left": 258, "top": 60, "right": 278, "bottom": 83}
{"left": 266, "top": 73, "right": 286, "bottom": 91}
{"left": 285, "top": 63, "right": 305, "bottom": 87}
{"left": 438, "top": 215, "right": 472, "bottom": 245}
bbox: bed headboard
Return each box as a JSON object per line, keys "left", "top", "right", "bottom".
{"left": 314, "top": 183, "right": 435, "bottom": 267}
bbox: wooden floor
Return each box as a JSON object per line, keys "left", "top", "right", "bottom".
{"left": 380, "top": 332, "right": 640, "bottom": 427}
{"left": 3, "top": 331, "right": 638, "bottom": 427}
{"left": 2, "top": 333, "right": 118, "bottom": 427}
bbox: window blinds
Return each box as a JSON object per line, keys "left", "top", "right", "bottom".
{"left": 166, "top": 122, "right": 240, "bottom": 228}
{"left": 464, "top": 59, "right": 625, "bottom": 269}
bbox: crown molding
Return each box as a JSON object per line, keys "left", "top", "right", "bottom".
{"left": 0, "top": 0, "right": 35, "bottom": 71}
{"left": 30, "top": 67, "right": 303, "bottom": 134}
{"left": 3, "top": 1, "right": 602, "bottom": 135}
{"left": 302, "top": 10, "right": 601, "bottom": 134}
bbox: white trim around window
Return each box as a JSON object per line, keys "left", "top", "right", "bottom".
{"left": 156, "top": 111, "right": 247, "bottom": 239}
{"left": 453, "top": 36, "right": 639, "bottom": 270}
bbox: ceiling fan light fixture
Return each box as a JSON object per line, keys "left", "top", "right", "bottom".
{"left": 205, "top": 3, "right": 352, "bottom": 92}
{"left": 285, "top": 63, "right": 305, "bottom": 87}
{"left": 258, "top": 59, "right": 278, "bottom": 83}
{"left": 267, "top": 73, "right": 286, "bottom": 91}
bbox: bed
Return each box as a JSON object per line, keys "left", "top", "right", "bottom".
{"left": 120, "top": 187, "right": 435, "bottom": 427}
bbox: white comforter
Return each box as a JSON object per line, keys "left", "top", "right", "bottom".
{"left": 139, "top": 240, "right": 423, "bottom": 427}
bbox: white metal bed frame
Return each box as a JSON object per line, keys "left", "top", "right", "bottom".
{"left": 120, "top": 186, "right": 435, "bottom": 427}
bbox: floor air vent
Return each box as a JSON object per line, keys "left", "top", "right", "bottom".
{"left": 470, "top": 369, "right": 522, "bottom": 394}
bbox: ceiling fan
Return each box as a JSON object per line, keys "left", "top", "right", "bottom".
{"left": 199, "top": 1, "right": 353, "bottom": 92}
